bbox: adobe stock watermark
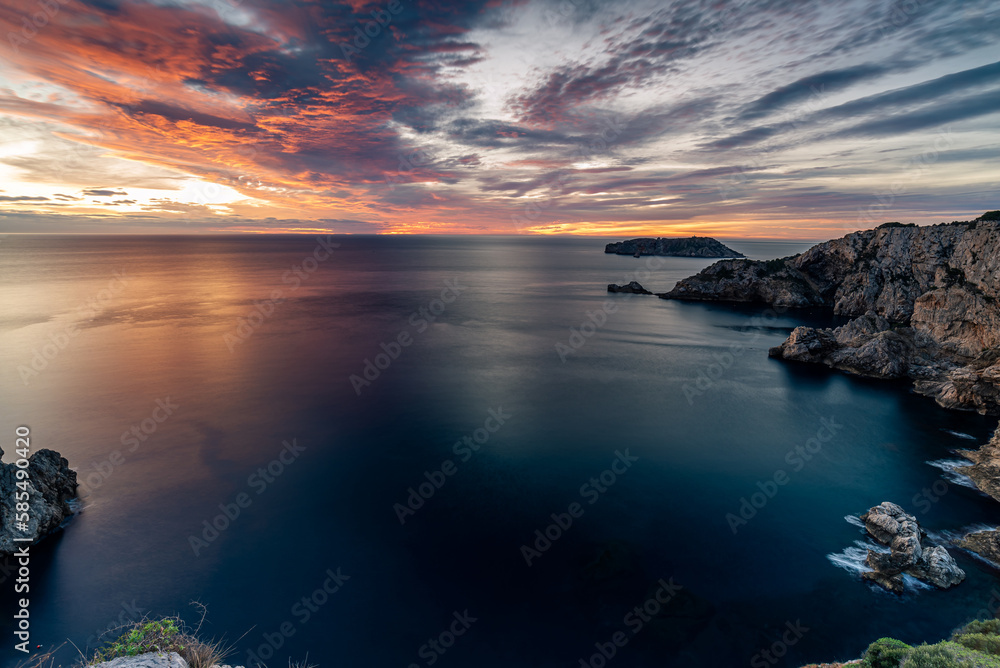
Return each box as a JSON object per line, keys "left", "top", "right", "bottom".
{"left": 726, "top": 417, "right": 842, "bottom": 534}
{"left": 576, "top": 577, "right": 683, "bottom": 668}
{"left": 340, "top": 0, "right": 405, "bottom": 61}
{"left": 750, "top": 620, "right": 810, "bottom": 667}
{"left": 6, "top": 0, "right": 70, "bottom": 54}
{"left": 407, "top": 610, "right": 477, "bottom": 668}
{"left": 855, "top": 127, "right": 954, "bottom": 228}
{"left": 383, "top": 148, "right": 433, "bottom": 191}
{"left": 393, "top": 407, "right": 512, "bottom": 524}
{"left": 79, "top": 397, "right": 180, "bottom": 494}
{"left": 350, "top": 278, "right": 465, "bottom": 396}
{"left": 17, "top": 268, "right": 130, "bottom": 385}
{"left": 877, "top": 0, "right": 927, "bottom": 38}
{"left": 520, "top": 450, "right": 639, "bottom": 566}
{"left": 557, "top": 255, "right": 666, "bottom": 362}
{"left": 188, "top": 438, "right": 305, "bottom": 556}
{"left": 85, "top": 600, "right": 147, "bottom": 648}
{"left": 224, "top": 236, "right": 338, "bottom": 352}
{"left": 510, "top": 114, "right": 628, "bottom": 233}
{"left": 682, "top": 304, "right": 790, "bottom": 405}
{"left": 245, "top": 566, "right": 350, "bottom": 667}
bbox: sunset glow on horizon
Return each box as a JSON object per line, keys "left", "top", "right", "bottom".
{"left": 0, "top": 0, "right": 998, "bottom": 237}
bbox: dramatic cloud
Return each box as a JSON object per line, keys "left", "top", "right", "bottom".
{"left": 0, "top": 0, "right": 997, "bottom": 235}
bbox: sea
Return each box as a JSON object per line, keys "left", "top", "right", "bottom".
{"left": 0, "top": 235, "right": 997, "bottom": 668}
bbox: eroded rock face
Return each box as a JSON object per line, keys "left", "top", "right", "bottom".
{"left": 959, "top": 529, "right": 1000, "bottom": 565}
{"left": 0, "top": 446, "right": 78, "bottom": 556}
{"left": 608, "top": 281, "right": 652, "bottom": 294}
{"left": 957, "top": 429, "right": 1000, "bottom": 504}
{"left": 769, "top": 312, "right": 919, "bottom": 379}
{"left": 858, "top": 502, "right": 965, "bottom": 592}
{"left": 660, "top": 217, "right": 1000, "bottom": 414}
{"left": 665, "top": 218, "right": 1000, "bottom": 341}
{"left": 91, "top": 652, "right": 190, "bottom": 668}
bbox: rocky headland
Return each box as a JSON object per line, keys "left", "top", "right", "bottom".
{"left": 663, "top": 213, "right": 1000, "bottom": 416}
{"left": 0, "top": 444, "right": 78, "bottom": 556}
{"left": 663, "top": 212, "right": 1000, "bottom": 576}
{"left": 605, "top": 236, "right": 745, "bottom": 258}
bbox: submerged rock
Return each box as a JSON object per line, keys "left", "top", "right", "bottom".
{"left": 0, "top": 445, "right": 78, "bottom": 556}
{"left": 858, "top": 502, "right": 965, "bottom": 592}
{"left": 604, "top": 236, "right": 744, "bottom": 258}
{"left": 608, "top": 281, "right": 653, "bottom": 294}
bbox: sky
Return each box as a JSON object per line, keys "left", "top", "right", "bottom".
{"left": 0, "top": 0, "right": 997, "bottom": 237}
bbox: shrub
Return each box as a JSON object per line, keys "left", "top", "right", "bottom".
{"left": 89, "top": 614, "right": 229, "bottom": 668}
{"left": 957, "top": 619, "right": 1000, "bottom": 638}
{"left": 902, "top": 641, "right": 1000, "bottom": 667}
{"left": 862, "top": 637, "right": 913, "bottom": 668}
{"left": 978, "top": 211, "right": 1000, "bottom": 222}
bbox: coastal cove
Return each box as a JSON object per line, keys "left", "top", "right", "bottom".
{"left": 1, "top": 234, "right": 999, "bottom": 668}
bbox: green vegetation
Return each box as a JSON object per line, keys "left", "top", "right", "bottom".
{"left": 978, "top": 211, "right": 1000, "bottom": 222}
{"left": 877, "top": 222, "right": 917, "bottom": 229}
{"left": 862, "top": 638, "right": 913, "bottom": 667}
{"left": 860, "top": 619, "right": 1000, "bottom": 667}
{"left": 91, "top": 619, "right": 184, "bottom": 663}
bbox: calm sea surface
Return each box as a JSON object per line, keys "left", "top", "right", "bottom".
{"left": 0, "top": 235, "right": 997, "bottom": 668}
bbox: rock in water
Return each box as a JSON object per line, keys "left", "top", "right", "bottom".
{"left": 604, "top": 236, "right": 744, "bottom": 258}
{"left": 959, "top": 529, "right": 1000, "bottom": 565}
{"left": 0, "top": 445, "right": 78, "bottom": 556}
{"left": 857, "top": 502, "right": 965, "bottom": 592}
{"left": 957, "top": 428, "right": 1000, "bottom": 504}
{"left": 608, "top": 281, "right": 652, "bottom": 294}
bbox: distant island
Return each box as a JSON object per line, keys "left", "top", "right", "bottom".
{"left": 604, "top": 236, "right": 745, "bottom": 258}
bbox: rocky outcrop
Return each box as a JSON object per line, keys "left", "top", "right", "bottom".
{"left": 605, "top": 236, "right": 744, "bottom": 258}
{"left": 0, "top": 445, "right": 78, "bottom": 556}
{"left": 92, "top": 653, "right": 189, "bottom": 668}
{"left": 858, "top": 502, "right": 965, "bottom": 592}
{"left": 663, "top": 215, "right": 1000, "bottom": 415}
{"left": 957, "top": 428, "right": 1000, "bottom": 503}
{"left": 608, "top": 281, "right": 652, "bottom": 294}
{"left": 959, "top": 529, "right": 1000, "bottom": 565}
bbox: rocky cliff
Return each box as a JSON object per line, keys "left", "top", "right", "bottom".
{"left": 664, "top": 212, "right": 1000, "bottom": 572}
{"left": 605, "top": 236, "right": 745, "bottom": 258}
{"left": 0, "top": 445, "right": 78, "bottom": 555}
{"left": 664, "top": 214, "right": 1000, "bottom": 415}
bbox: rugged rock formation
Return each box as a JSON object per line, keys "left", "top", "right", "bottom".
{"left": 958, "top": 428, "right": 1000, "bottom": 504}
{"left": 608, "top": 281, "right": 652, "bottom": 294}
{"left": 92, "top": 653, "right": 190, "bottom": 668}
{"left": 0, "top": 445, "right": 78, "bottom": 556}
{"left": 605, "top": 236, "right": 744, "bottom": 258}
{"left": 959, "top": 529, "right": 1000, "bottom": 565}
{"left": 858, "top": 502, "right": 965, "bottom": 592}
{"left": 664, "top": 215, "right": 1000, "bottom": 415}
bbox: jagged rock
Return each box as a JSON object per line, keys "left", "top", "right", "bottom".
{"left": 604, "top": 236, "right": 744, "bottom": 258}
{"left": 91, "top": 652, "right": 188, "bottom": 668}
{"left": 957, "top": 429, "right": 1000, "bottom": 504}
{"left": 769, "top": 312, "right": 915, "bottom": 379}
{"left": 659, "top": 258, "right": 823, "bottom": 307}
{"left": 857, "top": 502, "right": 965, "bottom": 591}
{"left": 0, "top": 445, "right": 78, "bottom": 556}
{"left": 608, "top": 281, "right": 652, "bottom": 294}
{"left": 665, "top": 216, "right": 1000, "bottom": 415}
{"left": 958, "top": 529, "right": 1000, "bottom": 565}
